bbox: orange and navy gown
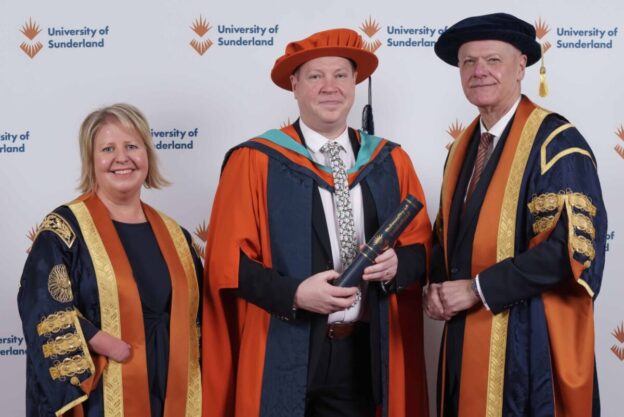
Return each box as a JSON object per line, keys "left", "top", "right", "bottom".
{"left": 431, "top": 96, "right": 607, "bottom": 417}
{"left": 17, "top": 193, "right": 202, "bottom": 417}
{"left": 202, "top": 121, "right": 432, "bottom": 417}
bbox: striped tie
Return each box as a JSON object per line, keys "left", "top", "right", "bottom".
{"left": 466, "top": 132, "right": 494, "bottom": 201}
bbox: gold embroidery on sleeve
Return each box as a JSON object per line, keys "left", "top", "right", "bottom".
{"left": 35, "top": 213, "right": 76, "bottom": 248}
{"left": 528, "top": 192, "right": 562, "bottom": 214}
{"left": 572, "top": 213, "right": 596, "bottom": 239}
{"left": 48, "top": 264, "right": 74, "bottom": 303}
{"left": 42, "top": 332, "right": 82, "bottom": 358}
{"left": 49, "top": 355, "right": 91, "bottom": 381}
{"left": 571, "top": 234, "right": 595, "bottom": 261}
{"left": 532, "top": 215, "right": 557, "bottom": 234}
{"left": 568, "top": 192, "right": 597, "bottom": 217}
{"left": 37, "top": 310, "right": 74, "bottom": 336}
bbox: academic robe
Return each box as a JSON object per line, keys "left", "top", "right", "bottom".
{"left": 202, "top": 122, "right": 432, "bottom": 417}
{"left": 431, "top": 96, "right": 607, "bottom": 417}
{"left": 18, "top": 192, "right": 202, "bottom": 417}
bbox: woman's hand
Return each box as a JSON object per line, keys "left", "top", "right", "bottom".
{"left": 88, "top": 330, "right": 132, "bottom": 362}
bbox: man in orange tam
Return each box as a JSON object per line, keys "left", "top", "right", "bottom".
{"left": 202, "top": 28, "right": 432, "bottom": 417}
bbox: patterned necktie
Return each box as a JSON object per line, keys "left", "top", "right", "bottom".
{"left": 321, "top": 141, "right": 358, "bottom": 269}
{"left": 466, "top": 132, "right": 494, "bottom": 201}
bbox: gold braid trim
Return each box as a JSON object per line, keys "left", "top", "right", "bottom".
{"left": 532, "top": 215, "right": 557, "bottom": 234}
{"left": 528, "top": 191, "right": 597, "bottom": 217}
{"left": 54, "top": 394, "right": 88, "bottom": 417}
{"left": 35, "top": 213, "right": 76, "bottom": 248}
{"left": 528, "top": 192, "right": 562, "bottom": 214}
{"left": 42, "top": 332, "right": 82, "bottom": 358}
{"left": 37, "top": 310, "right": 74, "bottom": 336}
{"left": 568, "top": 192, "right": 597, "bottom": 217}
{"left": 49, "top": 355, "right": 91, "bottom": 381}
{"left": 571, "top": 234, "right": 595, "bottom": 261}
{"left": 572, "top": 213, "right": 596, "bottom": 239}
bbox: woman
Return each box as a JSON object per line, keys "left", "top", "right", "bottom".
{"left": 17, "top": 104, "right": 202, "bottom": 417}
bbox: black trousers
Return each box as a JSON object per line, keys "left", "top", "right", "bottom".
{"left": 305, "top": 323, "right": 376, "bottom": 417}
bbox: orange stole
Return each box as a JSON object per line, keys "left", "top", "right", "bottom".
{"left": 440, "top": 98, "right": 547, "bottom": 417}
{"left": 70, "top": 193, "right": 199, "bottom": 417}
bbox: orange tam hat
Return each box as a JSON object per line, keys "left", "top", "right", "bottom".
{"left": 271, "top": 28, "right": 378, "bottom": 91}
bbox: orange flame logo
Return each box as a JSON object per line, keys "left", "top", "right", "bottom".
{"left": 358, "top": 16, "right": 382, "bottom": 53}
{"left": 191, "top": 16, "right": 211, "bottom": 37}
{"left": 19, "top": 18, "right": 44, "bottom": 58}
{"left": 360, "top": 16, "right": 381, "bottom": 38}
{"left": 26, "top": 224, "right": 38, "bottom": 253}
{"left": 192, "top": 221, "right": 208, "bottom": 260}
{"left": 534, "top": 18, "right": 551, "bottom": 55}
{"left": 190, "top": 16, "right": 213, "bottom": 56}
{"left": 535, "top": 18, "right": 550, "bottom": 39}
{"left": 612, "top": 322, "right": 624, "bottom": 361}
{"left": 615, "top": 125, "right": 624, "bottom": 159}
{"left": 445, "top": 119, "right": 465, "bottom": 150}
{"left": 21, "top": 18, "right": 41, "bottom": 40}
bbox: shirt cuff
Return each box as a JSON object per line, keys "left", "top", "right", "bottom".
{"left": 475, "top": 275, "right": 491, "bottom": 311}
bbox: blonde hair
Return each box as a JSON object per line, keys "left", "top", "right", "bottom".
{"left": 78, "top": 103, "right": 170, "bottom": 193}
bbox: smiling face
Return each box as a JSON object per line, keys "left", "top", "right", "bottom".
{"left": 458, "top": 40, "right": 526, "bottom": 126}
{"left": 290, "top": 56, "right": 356, "bottom": 139}
{"left": 92, "top": 117, "right": 148, "bottom": 202}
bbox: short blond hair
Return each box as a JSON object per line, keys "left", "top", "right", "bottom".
{"left": 78, "top": 103, "right": 170, "bottom": 193}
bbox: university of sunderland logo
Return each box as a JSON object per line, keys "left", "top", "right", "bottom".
{"left": 192, "top": 221, "right": 208, "bottom": 260}
{"left": 20, "top": 18, "right": 43, "bottom": 58}
{"left": 535, "top": 17, "right": 552, "bottom": 54}
{"left": 445, "top": 119, "right": 465, "bottom": 150}
{"left": 190, "top": 16, "right": 213, "bottom": 56}
{"left": 611, "top": 322, "right": 624, "bottom": 361}
{"left": 615, "top": 124, "right": 624, "bottom": 159}
{"left": 358, "top": 16, "right": 382, "bottom": 53}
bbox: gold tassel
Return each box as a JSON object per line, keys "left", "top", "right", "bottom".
{"left": 539, "top": 44, "right": 548, "bottom": 97}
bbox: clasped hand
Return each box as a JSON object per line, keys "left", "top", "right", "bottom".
{"left": 423, "top": 280, "right": 480, "bottom": 321}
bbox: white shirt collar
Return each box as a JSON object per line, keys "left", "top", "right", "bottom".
{"left": 479, "top": 96, "right": 521, "bottom": 146}
{"left": 299, "top": 119, "right": 350, "bottom": 155}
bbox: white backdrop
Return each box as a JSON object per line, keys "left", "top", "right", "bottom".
{"left": 1, "top": 0, "right": 622, "bottom": 415}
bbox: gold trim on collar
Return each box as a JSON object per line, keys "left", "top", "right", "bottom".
{"left": 540, "top": 123, "right": 595, "bottom": 174}
{"left": 69, "top": 201, "right": 125, "bottom": 417}
{"left": 159, "top": 212, "right": 202, "bottom": 417}
{"left": 36, "top": 213, "right": 76, "bottom": 248}
{"left": 488, "top": 107, "right": 550, "bottom": 417}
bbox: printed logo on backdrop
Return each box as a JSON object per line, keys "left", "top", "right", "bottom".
{"left": 552, "top": 19, "right": 618, "bottom": 50}
{"left": 18, "top": 17, "right": 110, "bottom": 58}
{"left": 612, "top": 322, "right": 624, "bottom": 361}
{"left": 1, "top": 130, "right": 31, "bottom": 154}
{"left": 535, "top": 18, "right": 552, "bottom": 55}
{"left": 358, "top": 17, "right": 382, "bottom": 53}
{"left": 188, "top": 15, "right": 279, "bottom": 55}
{"left": 615, "top": 125, "right": 624, "bottom": 159}
{"left": 151, "top": 127, "right": 199, "bottom": 151}
{"left": 190, "top": 16, "right": 213, "bottom": 56}
{"left": 445, "top": 120, "right": 465, "bottom": 150}
{"left": 605, "top": 230, "right": 615, "bottom": 252}
{"left": 0, "top": 335, "right": 26, "bottom": 357}
{"left": 192, "top": 221, "right": 208, "bottom": 260}
{"left": 20, "top": 18, "right": 43, "bottom": 58}
{"left": 384, "top": 19, "right": 447, "bottom": 48}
